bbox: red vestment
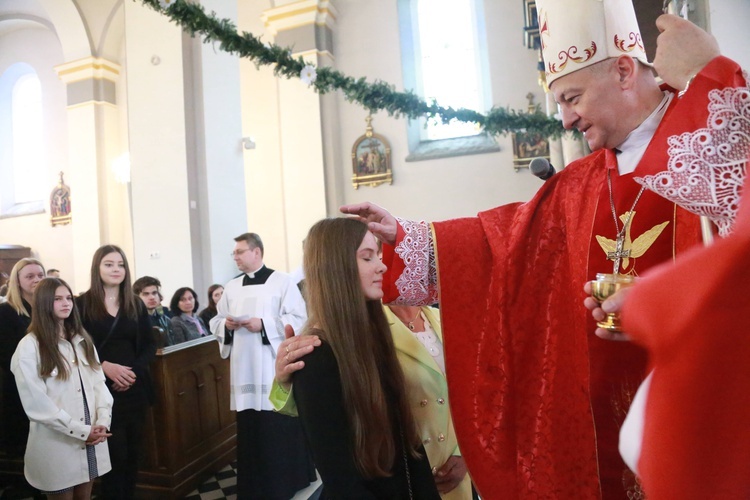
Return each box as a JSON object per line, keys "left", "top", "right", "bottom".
{"left": 382, "top": 57, "right": 745, "bottom": 499}
{"left": 620, "top": 58, "right": 749, "bottom": 499}
{"left": 623, "top": 194, "right": 750, "bottom": 499}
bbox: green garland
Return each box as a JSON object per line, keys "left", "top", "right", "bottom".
{"left": 143, "top": 0, "right": 565, "bottom": 137}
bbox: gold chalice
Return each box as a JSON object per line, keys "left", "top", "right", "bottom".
{"left": 589, "top": 273, "right": 635, "bottom": 332}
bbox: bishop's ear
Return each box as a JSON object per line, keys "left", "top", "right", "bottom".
{"left": 614, "top": 55, "right": 638, "bottom": 87}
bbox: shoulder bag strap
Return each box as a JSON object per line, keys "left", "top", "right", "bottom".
{"left": 97, "top": 310, "right": 121, "bottom": 351}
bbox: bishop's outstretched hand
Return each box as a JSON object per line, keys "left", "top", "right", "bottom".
{"left": 340, "top": 202, "right": 398, "bottom": 246}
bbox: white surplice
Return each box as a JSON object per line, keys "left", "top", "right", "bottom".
{"left": 210, "top": 267, "right": 306, "bottom": 412}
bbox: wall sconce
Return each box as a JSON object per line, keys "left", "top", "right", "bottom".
{"left": 242, "top": 137, "right": 256, "bottom": 150}
{"left": 112, "top": 153, "right": 131, "bottom": 184}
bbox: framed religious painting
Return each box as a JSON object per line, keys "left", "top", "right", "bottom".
{"left": 50, "top": 171, "right": 72, "bottom": 226}
{"left": 511, "top": 131, "right": 550, "bottom": 171}
{"left": 351, "top": 115, "right": 393, "bottom": 189}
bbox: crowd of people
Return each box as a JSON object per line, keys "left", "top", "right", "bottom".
{"left": 0, "top": 249, "right": 230, "bottom": 499}
{"left": 0, "top": 2, "right": 747, "bottom": 500}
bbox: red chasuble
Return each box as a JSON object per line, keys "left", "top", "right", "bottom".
{"left": 622, "top": 195, "right": 750, "bottom": 499}
{"left": 426, "top": 152, "right": 700, "bottom": 500}
{"left": 381, "top": 56, "right": 744, "bottom": 499}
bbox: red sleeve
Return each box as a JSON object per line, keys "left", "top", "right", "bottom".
{"left": 622, "top": 193, "right": 750, "bottom": 499}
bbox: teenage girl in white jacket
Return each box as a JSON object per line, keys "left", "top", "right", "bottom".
{"left": 11, "top": 278, "right": 113, "bottom": 499}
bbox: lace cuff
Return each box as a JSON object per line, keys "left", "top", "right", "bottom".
{"left": 636, "top": 71, "right": 749, "bottom": 237}
{"left": 391, "top": 217, "right": 439, "bottom": 306}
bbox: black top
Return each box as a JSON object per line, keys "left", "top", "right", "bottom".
{"left": 0, "top": 300, "right": 32, "bottom": 455}
{"left": 197, "top": 307, "right": 216, "bottom": 328}
{"left": 294, "top": 341, "right": 440, "bottom": 499}
{"left": 76, "top": 293, "right": 156, "bottom": 414}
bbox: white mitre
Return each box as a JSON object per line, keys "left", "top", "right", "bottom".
{"left": 536, "top": 0, "right": 650, "bottom": 86}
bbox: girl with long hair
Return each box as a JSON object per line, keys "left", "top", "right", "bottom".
{"left": 11, "top": 278, "right": 112, "bottom": 499}
{"left": 292, "top": 218, "right": 439, "bottom": 498}
{"left": 198, "top": 283, "right": 223, "bottom": 326}
{"left": 76, "top": 245, "right": 155, "bottom": 500}
{"left": 0, "top": 258, "right": 45, "bottom": 462}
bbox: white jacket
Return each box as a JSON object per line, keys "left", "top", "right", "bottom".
{"left": 11, "top": 333, "right": 113, "bottom": 491}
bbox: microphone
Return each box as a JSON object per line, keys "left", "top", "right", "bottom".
{"left": 529, "top": 157, "right": 556, "bottom": 181}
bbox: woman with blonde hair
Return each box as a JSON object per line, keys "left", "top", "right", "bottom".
{"left": 11, "top": 277, "right": 112, "bottom": 499}
{"left": 0, "top": 258, "right": 45, "bottom": 465}
{"left": 292, "top": 218, "right": 439, "bottom": 498}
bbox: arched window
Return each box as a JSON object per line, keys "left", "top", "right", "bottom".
{"left": 399, "top": 0, "right": 496, "bottom": 159}
{"left": 0, "top": 64, "right": 45, "bottom": 215}
{"left": 415, "top": 0, "right": 484, "bottom": 140}
{"left": 12, "top": 73, "right": 45, "bottom": 204}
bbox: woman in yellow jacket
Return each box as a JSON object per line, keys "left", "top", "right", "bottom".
{"left": 385, "top": 305, "right": 472, "bottom": 499}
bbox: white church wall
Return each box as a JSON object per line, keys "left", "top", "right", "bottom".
{"left": 237, "top": 0, "right": 547, "bottom": 277}
{"left": 238, "top": 1, "right": 328, "bottom": 273}
{"left": 276, "top": 72, "right": 329, "bottom": 270}
{"left": 238, "top": 0, "right": 285, "bottom": 272}
{"left": 708, "top": 0, "right": 750, "bottom": 70}
{"left": 330, "top": 0, "right": 546, "bottom": 223}
{"left": 118, "top": 0, "right": 249, "bottom": 301}
{"left": 124, "top": 2, "right": 195, "bottom": 298}
{"left": 235, "top": 0, "right": 750, "bottom": 278}
{"left": 186, "top": 0, "right": 249, "bottom": 295}
{"left": 2, "top": 0, "right": 745, "bottom": 296}
{"left": 0, "top": 26, "right": 75, "bottom": 283}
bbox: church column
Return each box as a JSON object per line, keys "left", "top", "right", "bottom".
{"left": 123, "top": 1, "right": 195, "bottom": 295}
{"left": 257, "top": 0, "right": 338, "bottom": 272}
{"left": 184, "top": 0, "right": 248, "bottom": 291}
{"left": 124, "top": 0, "right": 247, "bottom": 296}
{"left": 55, "top": 56, "right": 129, "bottom": 293}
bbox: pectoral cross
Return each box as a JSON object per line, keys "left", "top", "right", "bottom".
{"left": 607, "top": 234, "right": 631, "bottom": 275}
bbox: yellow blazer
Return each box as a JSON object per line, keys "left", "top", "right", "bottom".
{"left": 386, "top": 306, "right": 472, "bottom": 500}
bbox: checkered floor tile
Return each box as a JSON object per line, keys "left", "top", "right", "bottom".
{"left": 184, "top": 461, "right": 322, "bottom": 500}
{"left": 183, "top": 461, "right": 238, "bottom": 500}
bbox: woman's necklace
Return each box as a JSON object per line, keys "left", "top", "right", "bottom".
{"left": 607, "top": 169, "right": 647, "bottom": 275}
{"left": 407, "top": 309, "right": 421, "bottom": 331}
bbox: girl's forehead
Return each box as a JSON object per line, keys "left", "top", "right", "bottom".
{"left": 358, "top": 231, "right": 378, "bottom": 250}
{"left": 102, "top": 252, "right": 123, "bottom": 262}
